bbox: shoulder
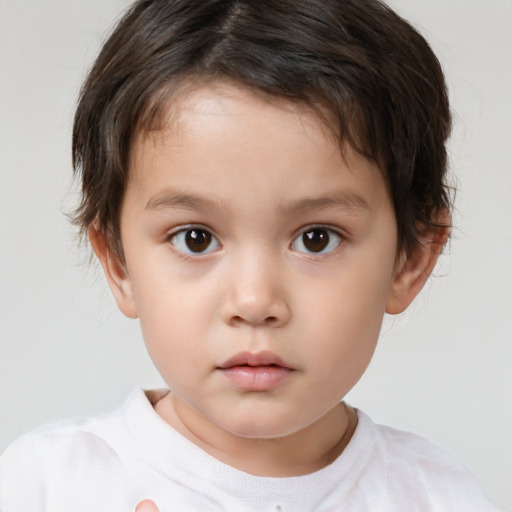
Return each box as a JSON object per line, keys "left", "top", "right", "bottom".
{"left": 0, "top": 388, "right": 155, "bottom": 469}
{"left": 364, "top": 413, "right": 460, "bottom": 467}
{"left": 0, "top": 415, "right": 122, "bottom": 471}
{"left": 0, "top": 393, "right": 142, "bottom": 511}
{"left": 351, "top": 411, "right": 499, "bottom": 511}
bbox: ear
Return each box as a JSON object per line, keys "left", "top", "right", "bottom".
{"left": 88, "top": 225, "right": 139, "bottom": 319}
{"left": 386, "top": 214, "right": 451, "bottom": 315}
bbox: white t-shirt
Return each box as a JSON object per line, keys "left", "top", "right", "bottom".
{"left": 0, "top": 389, "right": 498, "bottom": 512}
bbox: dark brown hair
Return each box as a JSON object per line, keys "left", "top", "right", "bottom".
{"left": 72, "top": 0, "right": 452, "bottom": 258}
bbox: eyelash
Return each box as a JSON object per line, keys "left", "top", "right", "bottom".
{"left": 167, "top": 225, "right": 221, "bottom": 257}
{"left": 166, "top": 224, "right": 344, "bottom": 258}
{"left": 290, "top": 225, "right": 344, "bottom": 256}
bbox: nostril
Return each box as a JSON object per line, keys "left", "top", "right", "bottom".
{"left": 230, "top": 315, "right": 280, "bottom": 327}
{"left": 222, "top": 295, "right": 291, "bottom": 328}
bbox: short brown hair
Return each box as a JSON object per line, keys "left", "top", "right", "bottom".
{"left": 72, "top": 0, "right": 452, "bottom": 258}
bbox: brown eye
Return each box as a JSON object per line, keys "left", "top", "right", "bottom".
{"left": 292, "top": 227, "right": 342, "bottom": 254}
{"left": 171, "top": 227, "right": 220, "bottom": 255}
{"left": 185, "top": 229, "right": 212, "bottom": 252}
{"left": 303, "top": 229, "right": 329, "bottom": 252}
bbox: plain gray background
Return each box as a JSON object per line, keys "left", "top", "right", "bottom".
{"left": 0, "top": 0, "right": 511, "bottom": 509}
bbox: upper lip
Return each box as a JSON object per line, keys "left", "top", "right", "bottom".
{"left": 218, "top": 351, "right": 292, "bottom": 369}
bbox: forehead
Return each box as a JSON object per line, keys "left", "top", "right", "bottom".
{"left": 127, "top": 82, "right": 390, "bottom": 213}
{"left": 135, "top": 80, "right": 338, "bottom": 159}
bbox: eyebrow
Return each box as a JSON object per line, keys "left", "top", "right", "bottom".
{"left": 145, "top": 191, "right": 228, "bottom": 212}
{"left": 145, "top": 190, "right": 371, "bottom": 215}
{"left": 277, "top": 191, "right": 371, "bottom": 216}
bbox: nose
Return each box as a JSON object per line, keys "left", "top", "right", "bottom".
{"left": 220, "top": 251, "right": 291, "bottom": 328}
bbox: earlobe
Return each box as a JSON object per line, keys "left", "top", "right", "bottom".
{"left": 88, "top": 225, "right": 139, "bottom": 319}
{"left": 386, "top": 219, "right": 451, "bottom": 315}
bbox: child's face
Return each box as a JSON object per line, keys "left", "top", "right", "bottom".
{"left": 108, "top": 83, "right": 402, "bottom": 439}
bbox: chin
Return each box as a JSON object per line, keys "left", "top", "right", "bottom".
{"left": 219, "top": 413, "right": 305, "bottom": 440}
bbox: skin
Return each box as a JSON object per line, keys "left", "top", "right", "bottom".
{"left": 91, "top": 82, "right": 448, "bottom": 496}
{"left": 135, "top": 500, "right": 159, "bottom": 512}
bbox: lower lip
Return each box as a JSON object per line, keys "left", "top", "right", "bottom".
{"left": 219, "top": 366, "right": 293, "bottom": 391}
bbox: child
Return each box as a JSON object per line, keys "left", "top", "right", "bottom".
{"left": 0, "top": 0, "right": 499, "bottom": 510}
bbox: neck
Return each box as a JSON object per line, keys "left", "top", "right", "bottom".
{"left": 155, "top": 393, "right": 357, "bottom": 477}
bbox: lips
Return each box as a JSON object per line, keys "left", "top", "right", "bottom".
{"left": 217, "top": 351, "right": 294, "bottom": 391}
{"left": 218, "top": 351, "right": 290, "bottom": 369}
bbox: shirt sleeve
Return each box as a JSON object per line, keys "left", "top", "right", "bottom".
{"left": 0, "top": 427, "right": 137, "bottom": 512}
{"left": 0, "top": 433, "right": 47, "bottom": 512}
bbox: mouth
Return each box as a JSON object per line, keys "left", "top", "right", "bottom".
{"left": 218, "top": 351, "right": 291, "bottom": 370}
{"left": 217, "top": 351, "right": 295, "bottom": 391}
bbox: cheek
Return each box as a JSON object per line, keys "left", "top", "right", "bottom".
{"left": 130, "top": 249, "right": 216, "bottom": 325}
{"left": 302, "top": 257, "right": 392, "bottom": 330}
{"left": 138, "top": 305, "right": 210, "bottom": 388}
{"left": 130, "top": 272, "right": 218, "bottom": 373}
{"left": 298, "top": 260, "right": 393, "bottom": 374}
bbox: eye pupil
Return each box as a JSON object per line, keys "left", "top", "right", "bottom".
{"left": 303, "top": 229, "right": 329, "bottom": 252}
{"left": 185, "top": 229, "right": 212, "bottom": 252}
